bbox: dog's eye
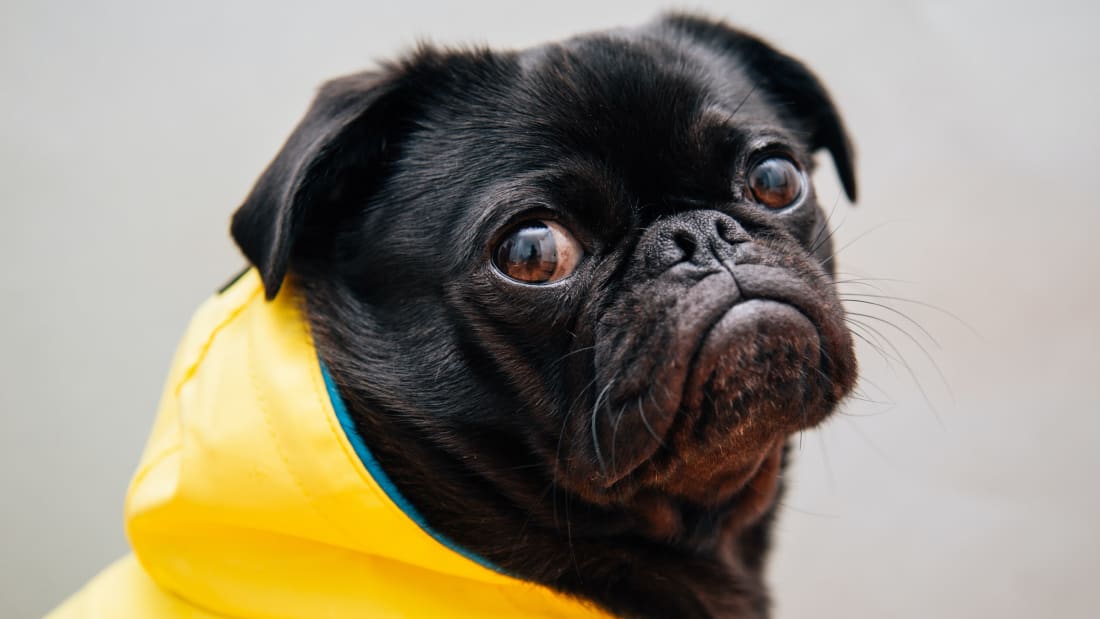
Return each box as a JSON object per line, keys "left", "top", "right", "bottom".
{"left": 492, "top": 220, "right": 583, "bottom": 284}
{"left": 748, "top": 157, "right": 805, "bottom": 209}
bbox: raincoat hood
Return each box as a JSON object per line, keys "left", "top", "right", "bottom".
{"left": 48, "top": 270, "right": 611, "bottom": 619}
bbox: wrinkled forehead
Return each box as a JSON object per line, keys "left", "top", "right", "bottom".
{"left": 447, "top": 35, "right": 799, "bottom": 224}
{"left": 511, "top": 33, "right": 790, "bottom": 154}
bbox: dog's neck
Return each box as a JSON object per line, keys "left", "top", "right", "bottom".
{"left": 301, "top": 276, "right": 780, "bottom": 619}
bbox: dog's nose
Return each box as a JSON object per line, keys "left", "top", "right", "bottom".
{"left": 644, "top": 210, "right": 751, "bottom": 273}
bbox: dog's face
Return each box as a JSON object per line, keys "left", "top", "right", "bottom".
{"left": 232, "top": 13, "right": 857, "bottom": 611}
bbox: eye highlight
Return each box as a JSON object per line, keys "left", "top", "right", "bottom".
{"left": 492, "top": 220, "right": 583, "bottom": 284}
{"left": 748, "top": 157, "right": 805, "bottom": 209}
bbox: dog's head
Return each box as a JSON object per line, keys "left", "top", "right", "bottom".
{"left": 232, "top": 14, "right": 856, "bottom": 551}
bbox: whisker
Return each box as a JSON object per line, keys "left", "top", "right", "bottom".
{"left": 564, "top": 487, "right": 580, "bottom": 579}
{"left": 847, "top": 319, "right": 899, "bottom": 365}
{"left": 832, "top": 278, "right": 888, "bottom": 292}
{"left": 840, "top": 416, "right": 898, "bottom": 469}
{"left": 808, "top": 193, "right": 845, "bottom": 255}
{"left": 728, "top": 83, "right": 759, "bottom": 120}
{"left": 553, "top": 372, "right": 603, "bottom": 542}
{"left": 840, "top": 391, "right": 894, "bottom": 408}
{"left": 845, "top": 380, "right": 895, "bottom": 408}
{"left": 840, "top": 292, "right": 980, "bottom": 338}
{"left": 843, "top": 362, "right": 900, "bottom": 417}
{"left": 590, "top": 377, "right": 617, "bottom": 474}
{"left": 820, "top": 220, "right": 905, "bottom": 268}
{"left": 640, "top": 392, "right": 668, "bottom": 448}
{"left": 771, "top": 501, "right": 841, "bottom": 519}
{"left": 834, "top": 380, "right": 898, "bottom": 415}
{"left": 841, "top": 298, "right": 941, "bottom": 349}
{"left": 609, "top": 401, "right": 629, "bottom": 473}
{"left": 846, "top": 310, "right": 955, "bottom": 405}
{"left": 836, "top": 406, "right": 896, "bottom": 418}
{"left": 517, "top": 482, "right": 556, "bottom": 542}
{"left": 851, "top": 373, "right": 895, "bottom": 406}
{"left": 833, "top": 273, "right": 919, "bottom": 290}
{"left": 547, "top": 344, "right": 598, "bottom": 371}
{"left": 844, "top": 313, "right": 945, "bottom": 426}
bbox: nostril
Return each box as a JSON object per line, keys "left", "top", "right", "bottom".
{"left": 672, "top": 230, "right": 697, "bottom": 261}
{"left": 715, "top": 216, "right": 749, "bottom": 245}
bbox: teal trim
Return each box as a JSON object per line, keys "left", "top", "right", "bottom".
{"left": 319, "top": 361, "right": 508, "bottom": 575}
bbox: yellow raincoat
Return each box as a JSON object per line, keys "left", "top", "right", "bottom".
{"left": 48, "top": 270, "right": 611, "bottom": 619}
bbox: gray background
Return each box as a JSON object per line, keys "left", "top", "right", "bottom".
{"left": 3, "top": 1, "right": 1097, "bottom": 617}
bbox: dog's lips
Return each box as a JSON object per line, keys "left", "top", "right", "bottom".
{"left": 613, "top": 299, "right": 819, "bottom": 498}
{"left": 585, "top": 263, "right": 846, "bottom": 505}
{"left": 682, "top": 298, "right": 820, "bottom": 422}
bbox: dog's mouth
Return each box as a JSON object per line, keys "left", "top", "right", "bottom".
{"left": 562, "top": 263, "right": 855, "bottom": 511}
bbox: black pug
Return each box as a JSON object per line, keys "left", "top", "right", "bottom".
{"left": 232, "top": 13, "right": 857, "bottom": 619}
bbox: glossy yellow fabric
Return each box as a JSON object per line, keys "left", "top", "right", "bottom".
{"left": 48, "top": 270, "right": 612, "bottom": 619}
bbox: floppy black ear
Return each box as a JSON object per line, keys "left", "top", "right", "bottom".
{"left": 231, "top": 70, "right": 404, "bottom": 299}
{"left": 660, "top": 13, "right": 858, "bottom": 202}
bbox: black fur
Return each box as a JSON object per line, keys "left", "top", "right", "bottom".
{"left": 232, "top": 13, "right": 858, "bottom": 618}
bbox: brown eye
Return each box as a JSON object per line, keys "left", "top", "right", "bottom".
{"left": 492, "top": 220, "right": 583, "bottom": 284}
{"left": 748, "top": 157, "right": 805, "bottom": 209}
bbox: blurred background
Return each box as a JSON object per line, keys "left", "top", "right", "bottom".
{"left": 2, "top": 1, "right": 1097, "bottom": 617}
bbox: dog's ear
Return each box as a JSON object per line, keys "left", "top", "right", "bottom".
{"left": 231, "top": 68, "right": 408, "bottom": 299}
{"left": 660, "top": 13, "right": 857, "bottom": 202}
